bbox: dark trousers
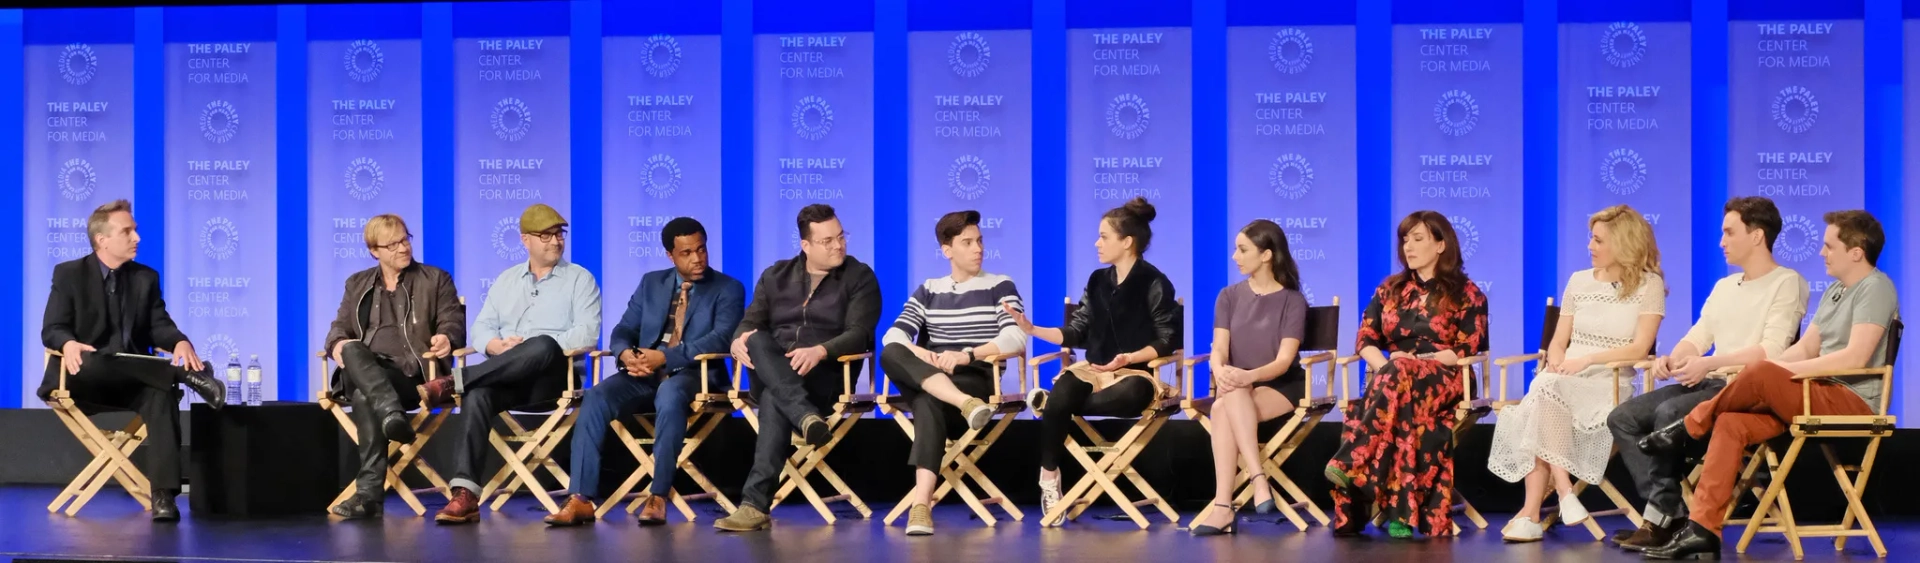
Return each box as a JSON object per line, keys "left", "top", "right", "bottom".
{"left": 41, "top": 353, "right": 205, "bottom": 493}
{"left": 738, "top": 331, "right": 860, "bottom": 511}
{"left": 879, "top": 343, "right": 997, "bottom": 471}
{"left": 1607, "top": 377, "right": 1725, "bottom": 525}
{"left": 449, "top": 335, "right": 570, "bottom": 490}
{"left": 336, "top": 342, "right": 424, "bottom": 496}
{"left": 1038, "top": 374, "right": 1156, "bottom": 471}
{"left": 570, "top": 366, "right": 728, "bottom": 499}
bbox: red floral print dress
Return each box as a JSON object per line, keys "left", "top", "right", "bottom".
{"left": 1328, "top": 274, "right": 1489, "bottom": 536}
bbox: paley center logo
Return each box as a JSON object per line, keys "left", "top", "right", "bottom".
{"left": 1268, "top": 154, "right": 1314, "bottom": 200}
{"left": 1601, "top": 148, "right": 1647, "bottom": 196}
{"left": 1776, "top": 214, "right": 1821, "bottom": 263}
{"left": 492, "top": 217, "right": 528, "bottom": 262}
{"left": 645, "top": 153, "right": 682, "bottom": 199}
{"left": 201, "top": 100, "right": 240, "bottom": 144}
{"left": 1434, "top": 90, "right": 1479, "bottom": 137}
{"left": 948, "top": 32, "right": 991, "bottom": 78}
{"left": 345, "top": 157, "right": 384, "bottom": 202}
{"left": 59, "top": 158, "right": 98, "bottom": 202}
{"left": 491, "top": 97, "right": 532, "bottom": 142}
{"left": 644, "top": 35, "right": 683, "bottom": 79}
{"left": 202, "top": 333, "right": 239, "bottom": 365}
{"left": 201, "top": 217, "right": 239, "bottom": 261}
{"left": 1602, "top": 22, "right": 1646, "bottom": 69}
{"left": 1268, "top": 28, "right": 1313, "bottom": 75}
{"left": 948, "top": 155, "right": 990, "bottom": 201}
{"left": 1106, "top": 93, "right": 1150, "bottom": 140}
{"left": 1772, "top": 86, "right": 1818, "bottom": 134}
{"left": 60, "top": 43, "right": 99, "bottom": 86}
{"left": 792, "top": 95, "right": 834, "bottom": 141}
{"left": 1448, "top": 214, "right": 1481, "bottom": 260}
{"left": 345, "top": 40, "right": 384, "bottom": 83}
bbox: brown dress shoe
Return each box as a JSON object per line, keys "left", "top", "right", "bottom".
{"left": 637, "top": 494, "right": 668, "bottom": 526}
{"left": 435, "top": 487, "right": 480, "bottom": 524}
{"left": 1617, "top": 518, "right": 1682, "bottom": 552}
{"left": 422, "top": 376, "right": 456, "bottom": 409}
{"left": 544, "top": 495, "right": 597, "bottom": 527}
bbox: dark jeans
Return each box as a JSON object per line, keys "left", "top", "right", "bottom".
{"left": 448, "top": 335, "right": 570, "bottom": 491}
{"left": 1607, "top": 377, "right": 1725, "bottom": 525}
{"left": 41, "top": 353, "right": 204, "bottom": 493}
{"left": 570, "top": 365, "right": 728, "bottom": 499}
{"left": 738, "top": 331, "right": 862, "bottom": 511}
{"left": 336, "top": 341, "right": 424, "bottom": 496}
{"left": 1039, "top": 374, "right": 1156, "bottom": 471}
{"left": 879, "top": 343, "right": 997, "bottom": 471}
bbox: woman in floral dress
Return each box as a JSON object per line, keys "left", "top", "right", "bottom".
{"left": 1326, "top": 211, "right": 1489, "bottom": 539}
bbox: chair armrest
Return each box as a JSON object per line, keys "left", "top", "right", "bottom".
{"left": 1796, "top": 366, "right": 1893, "bottom": 416}
{"left": 980, "top": 352, "right": 1024, "bottom": 396}
{"left": 564, "top": 348, "right": 599, "bottom": 388}
{"left": 1335, "top": 354, "right": 1366, "bottom": 367}
{"left": 838, "top": 352, "right": 876, "bottom": 394}
{"left": 1179, "top": 353, "right": 1211, "bottom": 397}
{"left": 1492, "top": 352, "right": 1542, "bottom": 367}
{"left": 1790, "top": 367, "right": 1890, "bottom": 380}
{"left": 589, "top": 350, "right": 618, "bottom": 358}
{"left": 1301, "top": 351, "right": 1337, "bottom": 405}
{"left": 1602, "top": 358, "right": 1649, "bottom": 370}
{"left": 1710, "top": 365, "right": 1743, "bottom": 378}
{"left": 1148, "top": 351, "right": 1185, "bottom": 399}
{"left": 1181, "top": 353, "right": 1211, "bottom": 368}
{"left": 44, "top": 349, "right": 66, "bottom": 394}
{"left": 1300, "top": 351, "right": 1336, "bottom": 367}
{"left": 1456, "top": 355, "right": 1488, "bottom": 403}
{"left": 692, "top": 353, "right": 728, "bottom": 395}
{"left": 1031, "top": 350, "right": 1072, "bottom": 366}
{"left": 423, "top": 347, "right": 478, "bottom": 381}
{"left": 1455, "top": 354, "right": 1488, "bottom": 367}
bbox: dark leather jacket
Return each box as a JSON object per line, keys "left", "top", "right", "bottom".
{"left": 735, "top": 253, "right": 882, "bottom": 359}
{"left": 324, "top": 262, "right": 467, "bottom": 378}
{"left": 1060, "top": 259, "right": 1181, "bottom": 371}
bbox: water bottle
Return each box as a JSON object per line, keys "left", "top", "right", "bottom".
{"left": 245, "top": 354, "right": 264, "bottom": 406}
{"left": 224, "top": 354, "right": 242, "bottom": 402}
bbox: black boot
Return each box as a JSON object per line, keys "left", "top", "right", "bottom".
{"left": 151, "top": 492, "right": 180, "bottom": 522}
{"left": 1637, "top": 420, "right": 1691, "bottom": 456}
{"left": 1642, "top": 521, "right": 1721, "bottom": 560}
{"left": 179, "top": 369, "right": 226, "bottom": 409}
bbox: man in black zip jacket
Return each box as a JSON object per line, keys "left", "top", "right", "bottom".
{"left": 321, "top": 214, "right": 466, "bottom": 519}
{"left": 713, "top": 204, "right": 881, "bottom": 532}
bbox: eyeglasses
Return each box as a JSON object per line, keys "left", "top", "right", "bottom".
{"left": 530, "top": 230, "right": 567, "bottom": 244}
{"left": 808, "top": 233, "right": 848, "bottom": 247}
{"left": 370, "top": 235, "right": 413, "bottom": 252}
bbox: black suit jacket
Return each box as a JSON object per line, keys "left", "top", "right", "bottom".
{"left": 40, "top": 253, "right": 189, "bottom": 396}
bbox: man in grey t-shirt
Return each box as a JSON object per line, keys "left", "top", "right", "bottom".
{"left": 1638, "top": 210, "right": 1898, "bottom": 559}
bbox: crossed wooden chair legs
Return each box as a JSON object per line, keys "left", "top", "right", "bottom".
{"left": 1041, "top": 410, "right": 1181, "bottom": 530}
{"left": 476, "top": 397, "right": 580, "bottom": 515}
{"left": 749, "top": 399, "right": 874, "bottom": 523}
{"left": 595, "top": 408, "right": 738, "bottom": 521}
{"left": 878, "top": 397, "right": 1026, "bottom": 527}
{"left": 47, "top": 403, "right": 153, "bottom": 516}
{"left": 1184, "top": 407, "right": 1334, "bottom": 531}
{"left": 319, "top": 396, "right": 454, "bottom": 516}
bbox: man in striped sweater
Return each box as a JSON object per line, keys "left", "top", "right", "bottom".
{"left": 879, "top": 210, "right": 1027, "bottom": 536}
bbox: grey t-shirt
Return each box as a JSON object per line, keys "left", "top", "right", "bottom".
{"left": 1214, "top": 281, "right": 1309, "bottom": 371}
{"left": 1811, "top": 269, "right": 1898, "bottom": 406}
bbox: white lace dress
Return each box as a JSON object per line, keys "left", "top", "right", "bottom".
{"left": 1489, "top": 270, "right": 1665, "bottom": 484}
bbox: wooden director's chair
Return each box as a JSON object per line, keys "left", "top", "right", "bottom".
{"left": 316, "top": 348, "right": 458, "bottom": 516}
{"left": 594, "top": 352, "right": 740, "bottom": 521}
{"left": 728, "top": 350, "right": 881, "bottom": 523}
{"left": 1726, "top": 317, "right": 1903, "bottom": 560}
{"left": 470, "top": 346, "right": 597, "bottom": 515}
{"left": 1490, "top": 297, "right": 1650, "bottom": 540}
{"left": 1035, "top": 298, "right": 1185, "bottom": 530}
{"left": 877, "top": 346, "right": 1029, "bottom": 528}
{"left": 1183, "top": 296, "right": 1343, "bottom": 531}
{"left": 1335, "top": 314, "right": 1493, "bottom": 533}
{"left": 42, "top": 349, "right": 157, "bottom": 516}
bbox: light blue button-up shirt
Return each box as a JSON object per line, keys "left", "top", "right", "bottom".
{"left": 472, "top": 259, "right": 602, "bottom": 354}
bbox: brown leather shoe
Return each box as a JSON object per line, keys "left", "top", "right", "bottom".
{"left": 435, "top": 487, "right": 480, "bottom": 524}
{"left": 637, "top": 494, "right": 668, "bottom": 526}
{"left": 422, "top": 376, "right": 456, "bottom": 409}
{"left": 1617, "top": 518, "right": 1682, "bottom": 552}
{"left": 543, "top": 494, "right": 597, "bottom": 527}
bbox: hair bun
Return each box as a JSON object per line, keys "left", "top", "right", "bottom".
{"left": 1122, "top": 197, "right": 1157, "bottom": 223}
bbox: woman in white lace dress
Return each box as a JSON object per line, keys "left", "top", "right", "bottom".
{"left": 1491, "top": 205, "right": 1665, "bottom": 542}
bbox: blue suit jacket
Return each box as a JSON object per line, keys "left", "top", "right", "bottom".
{"left": 608, "top": 267, "right": 745, "bottom": 380}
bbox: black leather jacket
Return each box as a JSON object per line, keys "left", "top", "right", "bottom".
{"left": 1060, "top": 259, "right": 1181, "bottom": 370}
{"left": 735, "top": 253, "right": 882, "bottom": 358}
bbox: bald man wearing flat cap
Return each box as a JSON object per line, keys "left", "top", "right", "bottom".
{"left": 436, "top": 203, "right": 603, "bottom": 524}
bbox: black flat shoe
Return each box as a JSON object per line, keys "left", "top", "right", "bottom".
{"left": 1637, "top": 420, "right": 1690, "bottom": 456}
{"left": 1191, "top": 504, "right": 1237, "bottom": 536}
{"left": 151, "top": 495, "right": 179, "bottom": 522}
{"left": 1642, "top": 521, "right": 1721, "bottom": 560}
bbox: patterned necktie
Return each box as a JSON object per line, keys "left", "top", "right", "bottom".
{"left": 666, "top": 282, "right": 692, "bottom": 348}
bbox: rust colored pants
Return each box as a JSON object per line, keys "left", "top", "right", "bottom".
{"left": 1682, "top": 361, "right": 1873, "bottom": 534}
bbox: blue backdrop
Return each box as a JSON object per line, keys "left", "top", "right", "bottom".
{"left": 1, "top": 0, "right": 1911, "bottom": 426}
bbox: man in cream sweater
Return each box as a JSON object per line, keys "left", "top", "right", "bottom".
{"left": 1606, "top": 196, "right": 1810, "bottom": 551}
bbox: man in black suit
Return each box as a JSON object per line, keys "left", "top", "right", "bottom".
{"left": 40, "top": 199, "right": 226, "bottom": 522}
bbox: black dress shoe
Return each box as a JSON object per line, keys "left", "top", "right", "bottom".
{"left": 181, "top": 370, "right": 227, "bottom": 409}
{"left": 1637, "top": 420, "right": 1690, "bottom": 456}
{"left": 330, "top": 495, "right": 384, "bottom": 519}
{"left": 1642, "top": 521, "right": 1721, "bottom": 560}
{"left": 381, "top": 413, "right": 416, "bottom": 445}
{"left": 151, "top": 495, "right": 180, "bottom": 522}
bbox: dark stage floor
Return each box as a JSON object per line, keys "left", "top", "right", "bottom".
{"left": 0, "top": 485, "right": 1909, "bottom": 562}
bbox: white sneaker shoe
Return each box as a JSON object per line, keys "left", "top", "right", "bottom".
{"left": 1502, "top": 516, "right": 1544, "bottom": 542}
{"left": 1557, "top": 492, "right": 1590, "bottom": 526}
{"left": 1026, "top": 388, "right": 1049, "bottom": 413}
{"left": 1039, "top": 477, "right": 1062, "bottom": 516}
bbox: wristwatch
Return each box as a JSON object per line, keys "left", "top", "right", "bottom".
{"left": 963, "top": 347, "right": 976, "bottom": 363}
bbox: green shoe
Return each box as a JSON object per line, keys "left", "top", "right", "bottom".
{"left": 1324, "top": 465, "right": 1353, "bottom": 489}
{"left": 1386, "top": 521, "right": 1413, "bottom": 539}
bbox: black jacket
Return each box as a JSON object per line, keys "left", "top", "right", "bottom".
{"left": 735, "top": 253, "right": 882, "bottom": 359}
{"left": 1060, "top": 260, "right": 1181, "bottom": 370}
{"left": 324, "top": 262, "right": 467, "bottom": 378}
{"left": 40, "top": 254, "right": 189, "bottom": 396}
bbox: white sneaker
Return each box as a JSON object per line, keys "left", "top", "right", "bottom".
{"left": 1026, "top": 388, "right": 1049, "bottom": 413}
{"left": 1039, "top": 477, "right": 1062, "bottom": 516}
{"left": 1557, "top": 492, "right": 1590, "bottom": 526}
{"left": 1502, "top": 516, "right": 1543, "bottom": 542}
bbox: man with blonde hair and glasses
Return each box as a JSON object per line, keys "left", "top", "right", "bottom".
{"left": 323, "top": 213, "right": 465, "bottom": 519}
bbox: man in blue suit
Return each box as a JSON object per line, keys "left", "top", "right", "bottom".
{"left": 546, "top": 217, "right": 744, "bottom": 527}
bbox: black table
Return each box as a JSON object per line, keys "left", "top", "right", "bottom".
{"left": 189, "top": 402, "right": 340, "bottom": 517}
